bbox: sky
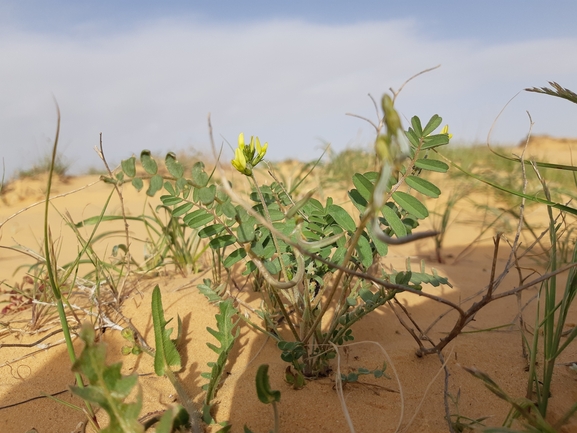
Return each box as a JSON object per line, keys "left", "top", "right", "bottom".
{"left": 1, "top": 1, "right": 577, "bottom": 179}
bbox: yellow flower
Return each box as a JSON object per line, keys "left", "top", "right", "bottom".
{"left": 231, "top": 133, "right": 268, "bottom": 176}
{"left": 441, "top": 125, "right": 453, "bottom": 140}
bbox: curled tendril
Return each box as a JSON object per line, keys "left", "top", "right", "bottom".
{"left": 368, "top": 218, "right": 437, "bottom": 245}
{"left": 245, "top": 246, "right": 305, "bottom": 290}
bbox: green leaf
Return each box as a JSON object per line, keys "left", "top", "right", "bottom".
{"left": 405, "top": 176, "right": 441, "bottom": 198}
{"left": 199, "top": 185, "right": 216, "bottom": 206}
{"left": 352, "top": 173, "right": 374, "bottom": 201}
{"left": 146, "top": 174, "right": 163, "bottom": 197}
{"left": 392, "top": 191, "right": 429, "bottom": 219}
{"left": 209, "top": 235, "right": 236, "bottom": 249}
{"left": 355, "top": 234, "right": 373, "bottom": 269}
{"left": 267, "top": 209, "right": 285, "bottom": 222}
{"left": 255, "top": 364, "right": 281, "bottom": 405}
{"left": 348, "top": 188, "right": 368, "bottom": 213}
{"left": 414, "top": 159, "right": 449, "bottom": 173}
{"left": 203, "top": 299, "right": 239, "bottom": 421}
{"left": 222, "top": 201, "right": 237, "bottom": 219}
{"left": 71, "top": 324, "right": 143, "bottom": 433}
{"left": 155, "top": 405, "right": 190, "bottom": 433}
{"left": 164, "top": 181, "right": 176, "bottom": 196}
{"left": 140, "top": 150, "right": 158, "bottom": 175}
{"left": 264, "top": 257, "right": 282, "bottom": 275}
{"left": 183, "top": 209, "right": 214, "bottom": 229}
{"left": 410, "top": 116, "right": 423, "bottom": 136}
{"left": 422, "top": 114, "right": 443, "bottom": 136}
{"left": 191, "top": 161, "right": 209, "bottom": 187}
{"left": 237, "top": 222, "right": 255, "bottom": 243}
{"left": 121, "top": 156, "right": 136, "bottom": 178}
{"left": 172, "top": 202, "right": 194, "bottom": 218}
{"left": 198, "top": 224, "right": 225, "bottom": 238}
{"left": 165, "top": 152, "right": 184, "bottom": 178}
{"left": 131, "top": 177, "right": 143, "bottom": 191}
{"left": 328, "top": 204, "right": 356, "bottom": 232}
{"left": 223, "top": 248, "right": 247, "bottom": 268}
{"left": 381, "top": 205, "right": 407, "bottom": 238}
{"left": 151, "top": 286, "right": 181, "bottom": 377}
{"left": 359, "top": 287, "right": 375, "bottom": 303}
{"left": 160, "top": 195, "right": 183, "bottom": 206}
{"left": 176, "top": 177, "right": 188, "bottom": 192}
{"left": 422, "top": 134, "right": 449, "bottom": 150}
{"left": 285, "top": 192, "right": 314, "bottom": 219}
{"left": 406, "top": 129, "right": 420, "bottom": 148}
{"left": 347, "top": 373, "right": 359, "bottom": 382}
{"left": 368, "top": 229, "right": 388, "bottom": 256}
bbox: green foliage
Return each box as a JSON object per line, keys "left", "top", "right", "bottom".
{"left": 255, "top": 364, "right": 281, "bottom": 404}
{"left": 116, "top": 96, "right": 452, "bottom": 380}
{"left": 151, "top": 285, "right": 181, "bottom": 376}
{"left": 340, "top": 363, "right": 389, "bottom": 384}
{"left": 460, "top": 82, "right": 577, "bottom": 432}
{"left": 154, "top": 406, "right": 191, "bottom": 433}
{"left": 150, "top": 285, "right": 202, "bottom": 433}
{"left": 72, "top": 320, "right": 192, "bottom": 433}
{"left": 71, "top": 324, "right": 144, "bottom": 433}
{"left": 202, "top": 298, "right": 240, "bottom": 423}
{"left": 244, "top": 365, "right": 281, "bottom": 433}
{"left": 17, "top": 149, "right": 70, "bottom": 178}
{"left": 74, "top": 201, "right": 206, "bottom": 277}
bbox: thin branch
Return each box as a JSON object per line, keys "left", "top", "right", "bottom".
{"left": 390, "top": 65, "right": 441, "bottom": 103}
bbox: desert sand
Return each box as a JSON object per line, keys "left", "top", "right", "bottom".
{"left": 1, "top": 139, "right": 577, "bottom": 433}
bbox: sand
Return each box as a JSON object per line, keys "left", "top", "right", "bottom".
{"left": 2, "top": 141, "right": 577, "bottom": 433}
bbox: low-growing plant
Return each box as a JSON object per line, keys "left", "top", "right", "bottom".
{"left": 65, "top": 282, "right": 242, "bottom": 432}
{"left": 17, "top": 147, "right": 70, "bottom": 178}
{"left": 74, "top": 199, "right": 207, "bottom": 278}
{"left": 112, "top": 90, "right": 452, "bottom": 385}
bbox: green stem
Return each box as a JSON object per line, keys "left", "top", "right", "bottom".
{"left": 303, "top": 210, "right": 372, "bottom": 345}
{"left": 539, "top": 187, "right": 558, "bottom": 416}
{"left": 250, "top": 174, "right": 290, "bottom": 284}
{"left": 249, "top": 174, "right": 302, "bottom": 337}
{"left": 272, "top": 401, "right": 280, "bottom": 433}
{"left": 43, "top": 107, "right": 95, "bottom": 421}
{"left": 165, "top": 368, "right": 202, "bottom": 433}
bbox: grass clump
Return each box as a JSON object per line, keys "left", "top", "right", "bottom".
{"left": 17, "top": 149, "right": 70, "bottom": 179}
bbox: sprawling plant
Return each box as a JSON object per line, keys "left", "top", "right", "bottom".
{"left": 113, "top": 91, "right": 451, "bottom": 381}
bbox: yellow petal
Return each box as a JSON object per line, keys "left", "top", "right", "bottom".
{"left": 231, "top": 147, "right": 246, "bottom": 172}
{"left": 238, "top": 132, "right": 245, "bottom": 147}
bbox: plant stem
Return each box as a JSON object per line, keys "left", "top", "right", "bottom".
{"left": 303, "top": 210, "right": 372, "bottom": 345}
{"left": 164, "top": 368, "right": 202, "bottom": 433}
{"left": 272, "top": 401, "right": 280, "bottom": 433}
{"left": 249, "top": 174, "right": 290, "bottom": 284}
{"left": 43, "top": 106, "right": 95, "bottom": 421}
{"left": 249, "top": 173, "right": 301, "bottom": 337}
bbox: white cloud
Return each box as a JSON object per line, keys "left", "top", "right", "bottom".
{"left": 1, "top": 18, "right": 576, "bottom": 178}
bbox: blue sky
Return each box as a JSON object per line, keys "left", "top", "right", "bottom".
{"left": 1, "top": 1, "right": 577, "bottom": 178}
